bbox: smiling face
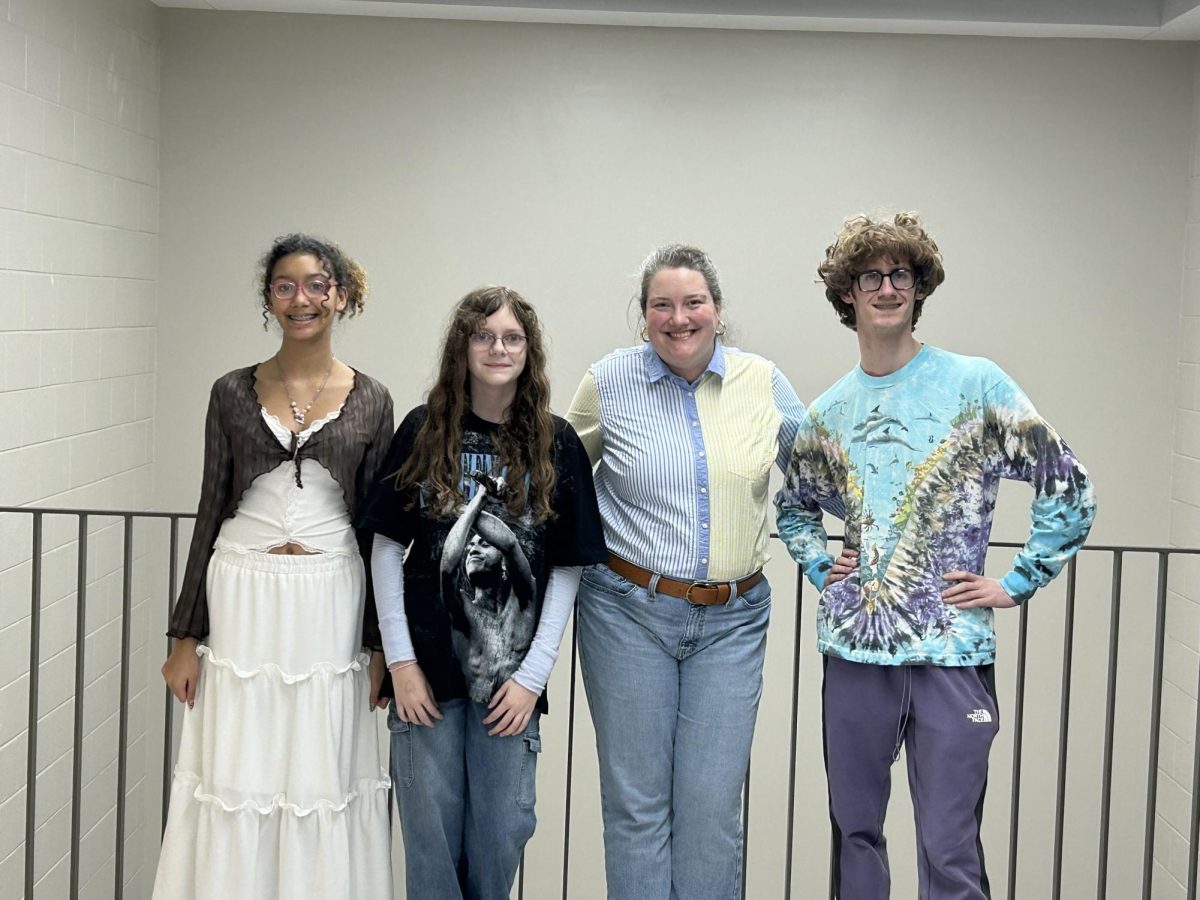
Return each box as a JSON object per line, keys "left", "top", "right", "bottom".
{"left": 266, "top": 252, "right": 346, "bottom": 342}
{"left": 643, "top": 266, "right": 720, "bottom": 383}
{"left": 841, "top": 254, "right": 926, "bottom": 340}
{"left": 465, "top": 532, "right": 503, "bottom": 577}
{"left": 466, "top": 302, "right": 528, "bottom": 404}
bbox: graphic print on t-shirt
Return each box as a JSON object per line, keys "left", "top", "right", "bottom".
{"left": 437, "top": 451, "right": 540, "bottom": 704}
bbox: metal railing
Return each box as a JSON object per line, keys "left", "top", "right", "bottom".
{"left": 3, "top": 504, "right": 1199, "bottom": 899}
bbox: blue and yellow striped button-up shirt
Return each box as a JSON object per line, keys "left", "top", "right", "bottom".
{"left": 567, "top": 341, "right": 805, "bottom": 582}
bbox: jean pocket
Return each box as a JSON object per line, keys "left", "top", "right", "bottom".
{"left": 581, "top": 563, "right": 640, "bottom": 599}
{"left": 731, "top": 577, "right": 772, "bottom": 611}
{"left": 516, "top": 729, "right": 542, "bottom": 810}
{"left": 387, "top": 703, "right": 415, "bottom": 788}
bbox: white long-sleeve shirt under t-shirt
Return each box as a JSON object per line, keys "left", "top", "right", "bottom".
{"left": 371, "top": 533, "right": 581, "bottom": 696}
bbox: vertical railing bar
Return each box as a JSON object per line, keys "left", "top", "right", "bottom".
{"left": 1188, "top": 620, "right": 1200, "bottom": 900}
{"left": 561, "top": 607, "right": 580, "bottom": 900}
{"left": 114, "top": 515, "right": 134, "bottom": 899}
{"left": 1140, "top": 552, "right": 1170, "bottom": 900}
{"left": 70, "top": 514, "right": 89, "bottom": 899}
{"left": 163, "top": 517, "right": 180, "bottom": 836}
{"left": 783, "top": 577, "right": 803, "bottom": 900}
{"left": 1097, "top": 550, "right": 1123, "bottom": 900}
{"left": 517, "top": 849, "right": 525, "bottom": 900}
{"left": 1006, "top": 601, "right": 1030, "bottom": 900}
{"left": 741, "top": 757, "right": 751, "bottom": 900}
{"left": 1051, "top": 557, "right": 1078, "bottom": 899}
{"left": 24, "top": 512, "right": 44, "bottom": 900}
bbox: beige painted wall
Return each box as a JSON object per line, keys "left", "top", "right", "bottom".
{"left": 154, "top": 10, "right": 1195, "bottom": 898}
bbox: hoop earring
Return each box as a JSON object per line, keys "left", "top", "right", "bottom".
{"left": 639, "top": 325, "right": 649, "bottom": 341}
{"left": 716, "top": 319, "right": 728, "bottom": 337}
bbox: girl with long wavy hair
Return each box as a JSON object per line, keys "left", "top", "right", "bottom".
{"left": 357, "top": 286, "right": 606, "bottom": 900}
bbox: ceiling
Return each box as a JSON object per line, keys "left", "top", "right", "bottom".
{"left": 150, "top": 0, "right": 1200, "bottom": 39}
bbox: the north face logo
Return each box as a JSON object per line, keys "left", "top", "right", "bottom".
{"left": 966, "top": 709, "right": 992, "bottom": 724}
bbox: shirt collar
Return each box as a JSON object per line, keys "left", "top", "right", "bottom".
{"left": 643, "top": 339, "right": 726, "bottom": 386}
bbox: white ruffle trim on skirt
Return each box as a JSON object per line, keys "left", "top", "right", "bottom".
{"left": 152, "top": 548, "right": 392, "bottom": 900}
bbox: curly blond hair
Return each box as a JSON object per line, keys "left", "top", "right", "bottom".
{"left": 817, "top": 212, "right": 945, "bottom": 331}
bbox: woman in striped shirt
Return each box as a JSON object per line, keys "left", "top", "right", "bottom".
{"left": 566, "top": 245, "right": 806, "bottom": 900}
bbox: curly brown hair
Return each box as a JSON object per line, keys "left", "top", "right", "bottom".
{"left": 258, "top": 234, "right": 368, "bottom": 329}
{"left": 391, "top": 286, "right": 557, "bottom": 524}
{"left": 817, "top": 212, "right": 945, "bottom": 332}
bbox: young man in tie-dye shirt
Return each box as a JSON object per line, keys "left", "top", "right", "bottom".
{"left": 775, "top": 213, "right": 1096, "bottom": 899}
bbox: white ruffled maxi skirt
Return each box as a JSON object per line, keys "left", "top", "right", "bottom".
{"left": 152, "top": 548, "right": 392, "bottom": 899}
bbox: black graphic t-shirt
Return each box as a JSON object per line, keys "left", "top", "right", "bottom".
{"left": 356, "top": 407, "right": 607, "bottom": 713}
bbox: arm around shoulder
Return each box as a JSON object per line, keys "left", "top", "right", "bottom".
{"left": 565, "top": 369, "right": 602, "bottom": 465}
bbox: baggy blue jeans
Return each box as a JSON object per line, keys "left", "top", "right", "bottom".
{"left": 388, "top": 698, "right": 541, "bottom": 900}
{"left": 577, "top": 562, "right": 772, "bottom": 900}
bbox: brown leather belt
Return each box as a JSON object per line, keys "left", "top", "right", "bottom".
{"left": 606, "top": 554, "right": 764, "bottom": 606}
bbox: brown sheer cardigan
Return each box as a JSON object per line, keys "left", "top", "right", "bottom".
{"left": 167, "top": 365, "right": 395, "bottom": 649}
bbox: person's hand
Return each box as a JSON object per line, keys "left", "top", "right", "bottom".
{"left": 823, "top": 547, "right": 859, "bottom": 588}
{"left": 161, "top": 638, "right": 201, "bottom": 708}
{"left": 483, "top": 678, "right": 537, "bottom": 737}
{"left": 391, "top": 662, "right": 442, "bottom": 727}
{"left": 941, "top": 572, "right": 1017, "bottom": 609}
{"left": 368, "top": 650, "right": 387, "bottom": 711}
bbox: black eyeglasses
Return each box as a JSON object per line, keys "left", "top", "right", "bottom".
{"left": 854, "top": 268, "right": 915, "bottom": 292}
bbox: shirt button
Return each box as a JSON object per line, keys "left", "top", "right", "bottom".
{"left": 692, "top": 420, "right": 699, "bottom": 426}
{"left": 698, "top": 451, "right": 705, "bottom": 457}
{"left": 701, "top": 557, "right": 709, "bottom": 564}
{"left": 702, "top": 523, "right": 709, "bottom": 529}
{"left": 700, "top": 487, "right": 708, "bottom": 494}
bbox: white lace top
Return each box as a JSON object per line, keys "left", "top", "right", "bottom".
{"left": 214, "top": 408, "right": 358, "bottom": 556}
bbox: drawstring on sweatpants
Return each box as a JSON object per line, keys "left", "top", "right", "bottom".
{"left": 892, "top": 667, "right": 913, "bottom": 762}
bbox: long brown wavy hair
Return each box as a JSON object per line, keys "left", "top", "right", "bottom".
{"left": 392, "top": 286, "right": 557, "bottom": 523}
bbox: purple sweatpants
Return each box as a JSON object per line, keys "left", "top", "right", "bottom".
{"left": 822, "top": 656, "right": 999, "bottom": 900}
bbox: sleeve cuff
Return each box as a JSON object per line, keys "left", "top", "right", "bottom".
{"left": 804, "top": 556, "right": 833, "bottom": 593}
{"left": 1000, "top": 570, "right": 1035, "bottom": 604}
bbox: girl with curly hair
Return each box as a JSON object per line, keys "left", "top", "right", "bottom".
{"left": 155, "top": 235, "right": 395, "bottom": 898}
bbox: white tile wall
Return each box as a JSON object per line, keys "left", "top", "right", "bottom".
{"left": 0, "top": 0, "right": 159, "bottom": 897}
{"left": 1160, "top": 47, "right": 1200, "bottom": 900}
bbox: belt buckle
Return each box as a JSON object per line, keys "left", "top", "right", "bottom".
{"left": 684, "top": 580, "right": 719, "bottom": 604}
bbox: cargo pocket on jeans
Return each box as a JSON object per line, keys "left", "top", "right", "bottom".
{"left": 387, "top": 703, "right": 415, "bottom": 789}
{"left": 516, "top": 729, "right": 542, "bottom": 810}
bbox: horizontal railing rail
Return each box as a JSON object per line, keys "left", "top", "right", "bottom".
{"left": 3, "top": 504, "right": 1199, "bottom": 899}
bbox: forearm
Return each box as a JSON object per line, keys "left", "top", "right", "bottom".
{"left": 1001, "top": 482, "right": 1097, "bottom": 601}
{"left": 776, "top": 504, "right": 834, "bottom": 590}
{"left": 370, "top": 533, "right": 417, "bottom": 664}
{"left": 512, "top": 566, "right": 582, "bottom": 695}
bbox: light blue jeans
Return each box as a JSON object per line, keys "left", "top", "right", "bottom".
{"left": 388, "top": 698, "right": 542, "bottom": 900}
{"left": 578, "top": 563, "right": 772, "bottom": 900}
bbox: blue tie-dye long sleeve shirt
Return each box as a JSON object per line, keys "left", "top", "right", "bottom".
{"left": 775, "top": 345, "right": 1096, "bottom": 667}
